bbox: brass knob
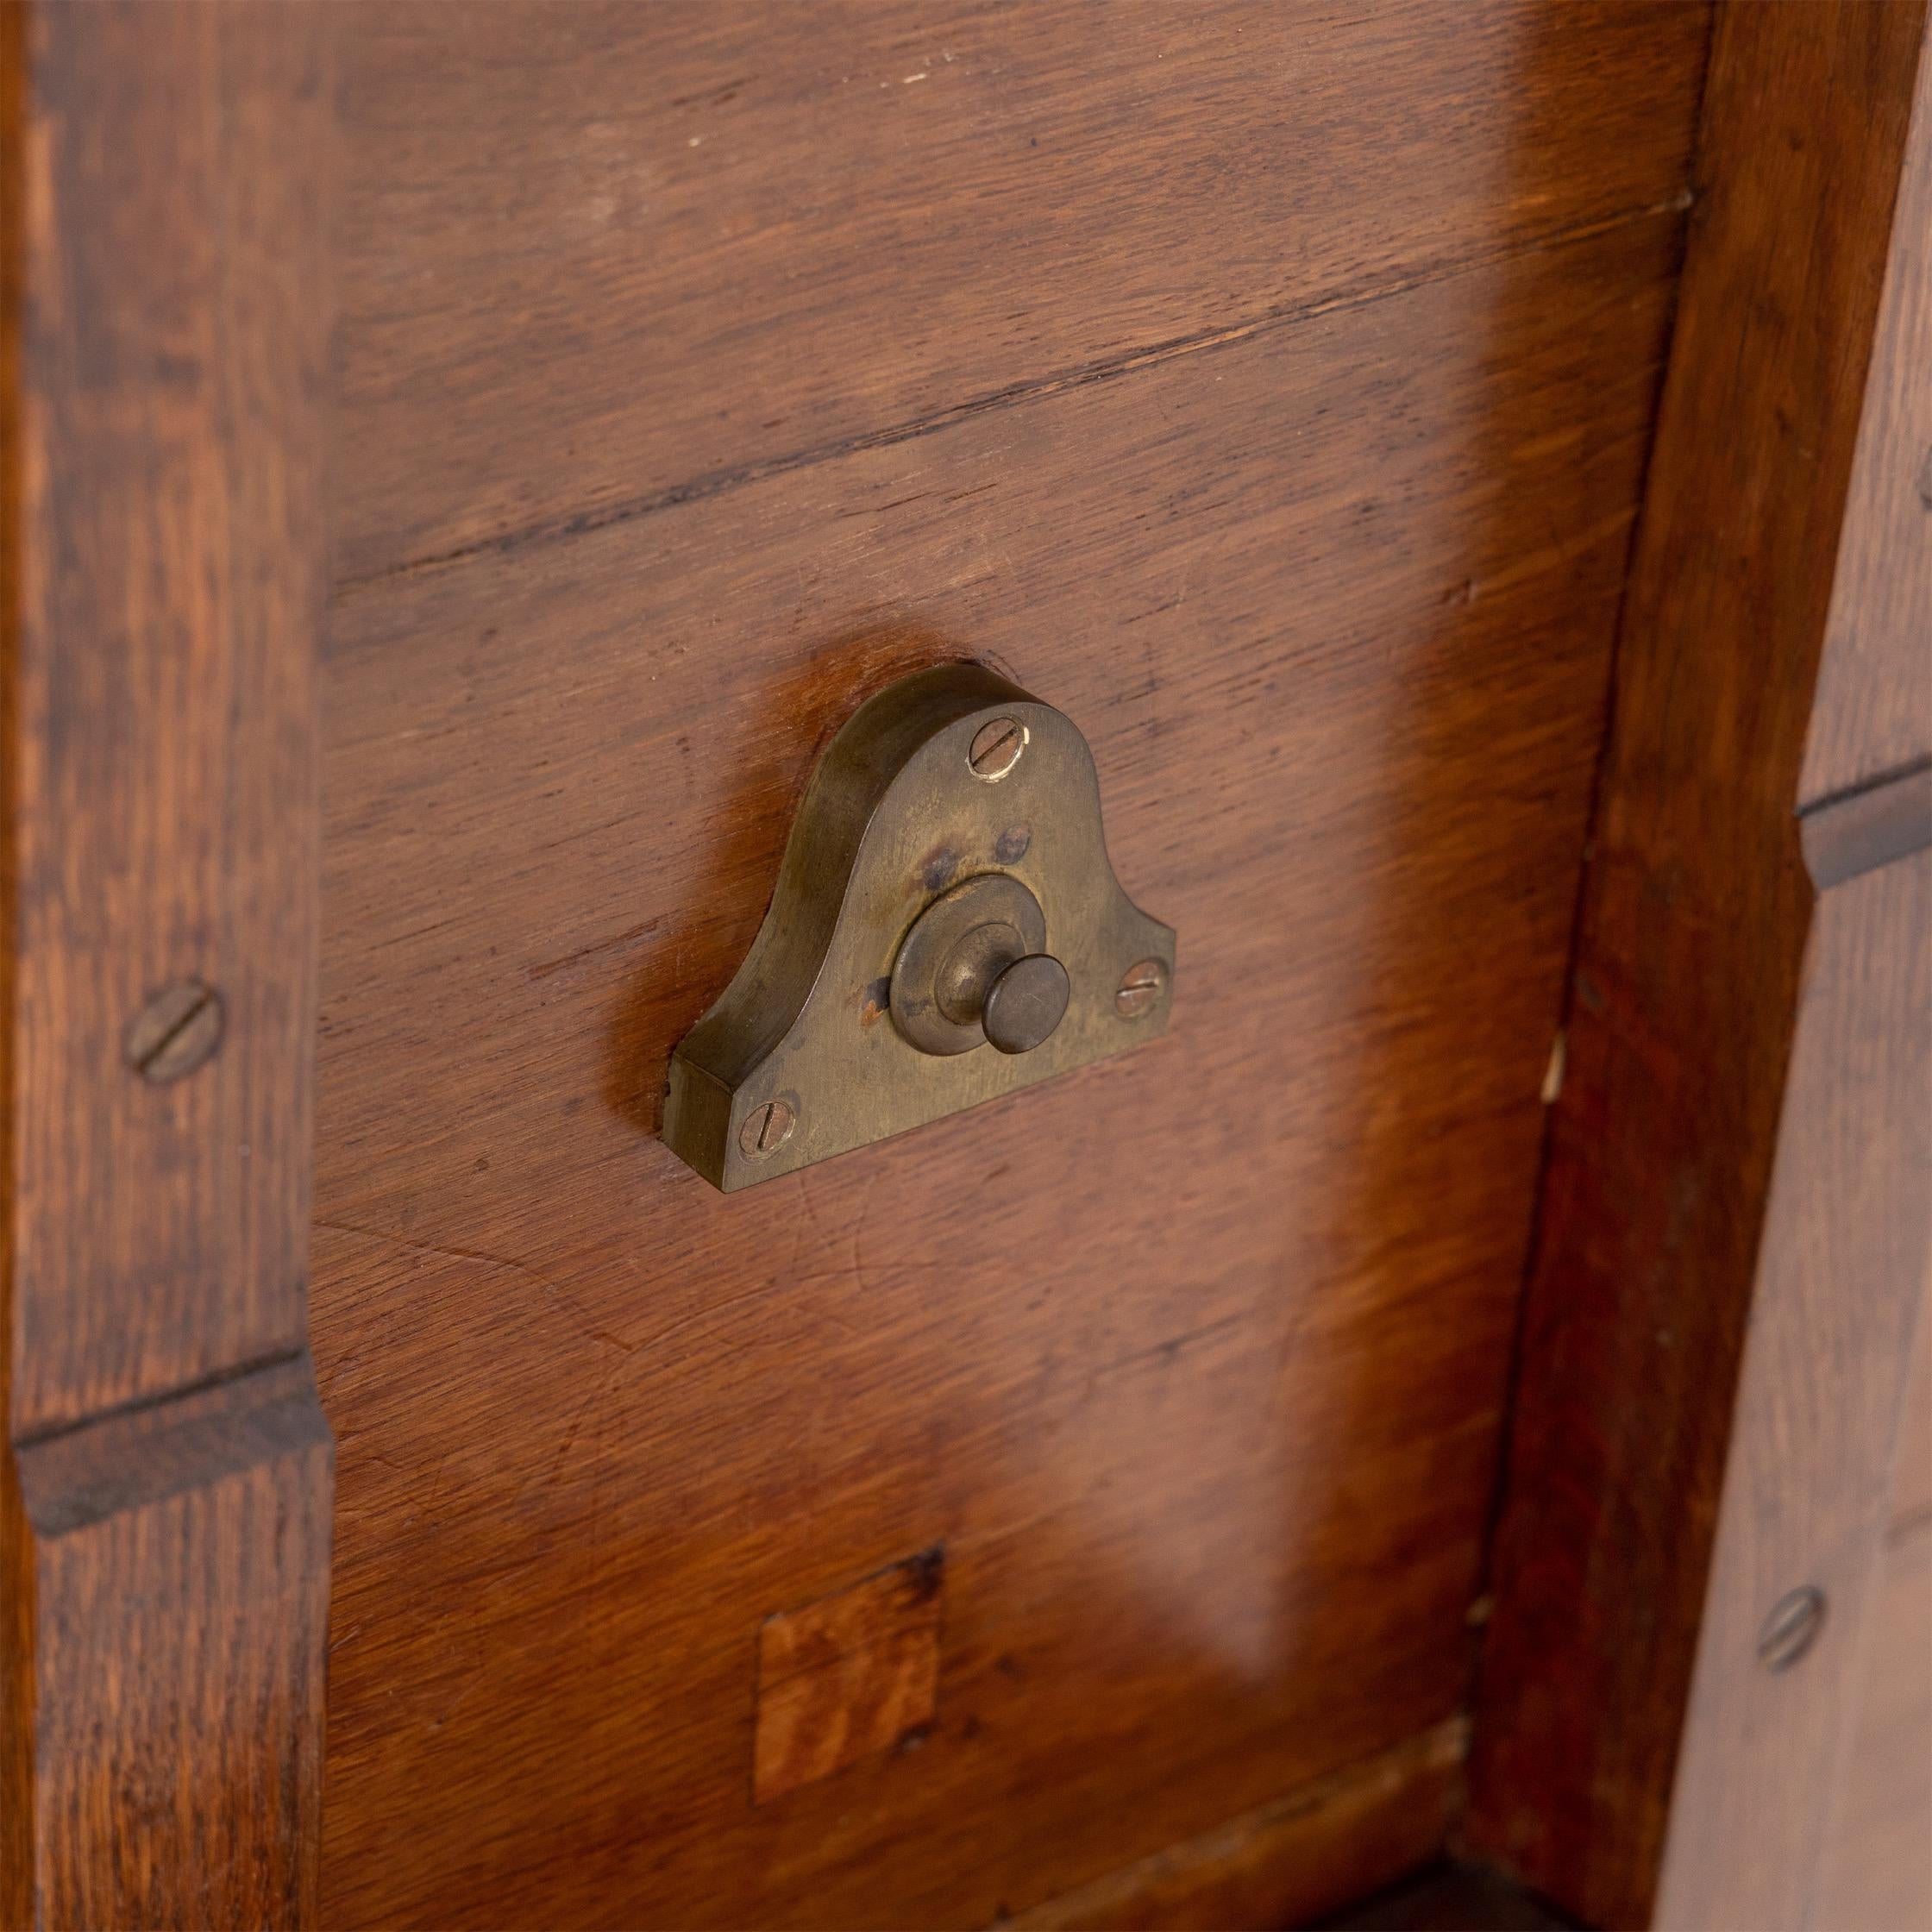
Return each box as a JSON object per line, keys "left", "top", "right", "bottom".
{"left": 981, "top": 951, "right": 1070, "bottom": 1054}
{"left": 891, "top": 873, "right": 1069, "bottom": 1057}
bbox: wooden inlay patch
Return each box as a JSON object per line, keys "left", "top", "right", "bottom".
{"left": 753, "top": 1547, "right": 944, "bottom": 1803}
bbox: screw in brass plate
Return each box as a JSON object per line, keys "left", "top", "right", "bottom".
{"left": 738, "top": 1096, "right": 797, "bottom": 1162}
{"left": 1115, "top": 958, "right": 1169, "bottom": 1019}
{"left": 125, "top": 979, "right": 225, "bottom": 1084}
{"left": 1757, "top": 1585, "right": 1826, "bottom": 1672}
{"left": 968, "top": 718, "right": 1027, "bottom": 783}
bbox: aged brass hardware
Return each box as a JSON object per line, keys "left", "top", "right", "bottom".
{"left": 662, "top": 662, "right": 1174, "bottom": 1191}
{"left": 888, "top": 872, "right": 1069, "bottom": 1056}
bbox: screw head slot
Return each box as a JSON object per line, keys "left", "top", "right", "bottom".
{"left": 738, "top": 1097, "right": 797, "bottom": 1162}
{"left": 1115, "top": 958, "right": 1169, "bottom": 1019}
{"left": 125, "top": 979, "right": 225, "bottom": 1083}
{"left": 968, "top": 717, "right": 1028, "bottom": 782}
{"left": 1757, "top": 1585, "right": 1826, "bottom": 1672}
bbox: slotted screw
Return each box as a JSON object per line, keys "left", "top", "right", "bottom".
{"left": 968, "top": 718, "right": 1027, "bottom": 782}
{"left": 125, "top": 980, "right": 225, "bottom": 1083}
{"left": 738, "top": 1096, "right": 797, "bottom": 1161}
{"left": 1115, "top": 958, "right": 1169, "bottom": 1019}
{"left": 1757, "top": 1585, "right": 1826, "bottom": 1672}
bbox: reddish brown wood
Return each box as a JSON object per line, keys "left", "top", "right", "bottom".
{"left": 1008, "top": 1723, "right": 1465, "bottom": 1932}
{"left": 13, "top": 1362, "right": 333, "bottom": 1930}
{"left": 754, "top": 1546, "right": 944, "bottom": 1802}
{"left": 5, "top": 0, "right": 332, "bottom": 1433}
{"left": 2, "top": 3, "right": 336, "bottom": 1923}
{"left": 334, "top": 0, "right": 1709, "bottom": 585}
{"left": 314, "top": 187, "right": 1689, "bottom": 1923}
{"left": 1469, "top": 7, "right": 1929, "bottom": 1923}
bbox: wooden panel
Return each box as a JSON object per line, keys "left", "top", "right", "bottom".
{"left": 1466, "top": 9, "right": 1928, "bottom": 1924}
{"left": 2, "top": 3, "right": 336, "bottom": 1924}
{"left": 4, "top": 0, "right": 331, "bottom": 1433}
{"left": 1008, "top": 1722, "right": 1464, "bottom": 1932}
{"left": 1801, "top": 46, "right": 1932, "bottom": 806}
{"left": 334, "top": 0, "right": 1709, "bottom": 584}
{"left": 13, "top": 1362, "right": 333, "bottom": 1930}
{"left": 1812, "top": 1524, "right": 1932, "bottom": 1932}
{"left": 1654, "top": 850, "right": 1932, "bottom": 1929}
{"left": 1889, "top": 1305, "right": 1932, "bottom": 1535}
{"left": 313, "top": 204, "right": 1683, "bottom": 1927}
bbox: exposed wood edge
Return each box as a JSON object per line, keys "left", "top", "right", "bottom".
{"left": 1799, "top": 758, "right": 1932, "bottom": 891}
{"left": 1000, "top": 1720, "right": 1467, "bottom": 1932}
{"left": 1465, "top": 4, "right": 1929, "bottom": 1925}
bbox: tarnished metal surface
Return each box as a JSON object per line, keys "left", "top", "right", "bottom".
{"left": 662, "top": 662, "right": 1175, "bottom": 1190}
{"left": 889, "top": 871, "right": 1051, "bottom": 1057}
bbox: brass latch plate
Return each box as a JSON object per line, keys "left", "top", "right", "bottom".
{"left": 663, "top": 663, "right": 1174, "bottom": 1190}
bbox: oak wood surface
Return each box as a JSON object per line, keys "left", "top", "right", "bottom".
{"left": 14, "top": 1362, "right": 334, "bottom": 1932}
{"left": 313, "top": 196, "right": 1684, "bottom": 1924}
{"left": 1801, "top": 43, "right": 1932, "bottom": 807}
{"left": 5, "top": 0, "right": 331, "bottom": 1434}
{"left": 2, "top": 3, "right": 336, "bottom": 1923}
{"left": 334, "top": 0, "right": 1709, "bottom": 586}
{"left": 1653, "top": 850, "right": 1932, "bottom": 1930}
{"left": 1466, "top": 9, "right": 1929, "bottom": 1923}
{"left": 1007, "top": 1722, "right": 1465, "bottom": 1932}
{"left": 1811, "top": 1521, "right": 1932, "bottom": 1932}
{"left": 1888, "top": 1305, "right": 1932, "bottom": 1535}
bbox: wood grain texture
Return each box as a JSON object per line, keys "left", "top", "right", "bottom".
{"left": 1801, "top": 42, "right": 1932, "bottom": 806}
{"left": 333, "top": 0, "right": 1709, "bottom": 584}
{"left": 1006, "top": 1722, "right": 1465, "bottom": 1932}
{"left": 13, "top": 1361, "right": 334, "bottom": 1932}
{"left": 754, "top": 1546, "right": 944, "bottom": 1802}
{"left": 1888, "top": 1302, "right": 1932, "bottom": 1537}
{"left": 1653, "top": 850, "right": 1932, "bottom": 1931}
{"left": 1757, "top": 1103, "right": 1931, "bottom": 1932}
{"left": 1467, "top": 9, "right": 1928, "bottom": 1924}
{"left": 313, "top": 200, "right": 1684, "bottom": 1927}
{"left": 2, "top": 3, "right": 337, "bottom": 1923}
{"left": 4, "top": 0, "right": 332, "bottom": 1433}
{"left": 1811, "top": 1522, "right": 1932, "bottom": 1932}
